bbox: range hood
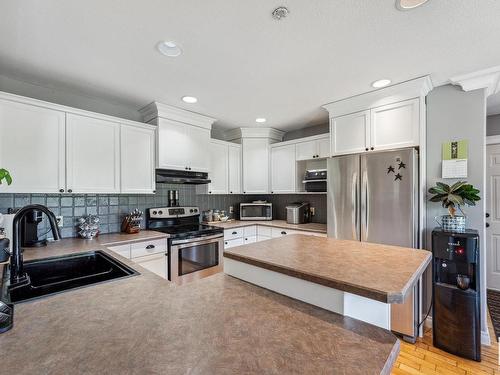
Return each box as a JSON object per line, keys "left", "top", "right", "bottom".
{"left": 156, "top": 169, "right": 211, "bottom": 185}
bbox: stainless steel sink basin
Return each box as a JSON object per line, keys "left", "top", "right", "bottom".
{"left": 7, "top": 250, "right": 138, "bottom": 303}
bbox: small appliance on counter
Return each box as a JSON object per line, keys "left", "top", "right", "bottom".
{"left": 303, "top": 169, "right": 327, "bottom": 192}
{"left": 239, "top": 201, "right": 272, "bottom": 221}
{"left": 432, "top": 228, "right": 481, "bottom": 361}
{"left": 286, "top": 202, "right": 311, "bottom": 224}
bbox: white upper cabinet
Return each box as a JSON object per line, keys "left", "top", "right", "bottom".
{"left": 242, "top": 138, "right": 270, "bottom": 194}
{"left": 295, "top": 135, "right": 330, "bottom": 160}
{"left": 228, "top": 144, "right": 241, "bottom": 194}
{"left": 121, "top": 124, "right": 155, "bottom": 194}
{"left": 66, "top": 113, "right": 121, "bottom": 193}
{"left": 331, "top": 110, "right": 370, "bottom": 156}
{"left": 370, "top": 98, "right": 419, "bottom": 151}
{"left": 157, "top": 119, "right": 210, "bottom": 172}
{"left": 207, "top": 141, "right": 229, "bottom": 194}
{"left": 140, "top": 102, "right": 216, "bottom": 173}
{"left": 0, "top": 99, "right": 66, "bottom": 193}
{"left": 271, "top": 144, "right": 296, "bottom": 193}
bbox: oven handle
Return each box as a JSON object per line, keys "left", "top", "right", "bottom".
{"left": 171, "top": 233, "right": 224, "bottom": 246}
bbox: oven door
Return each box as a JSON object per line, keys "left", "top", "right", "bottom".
{"left": 169, "top": 234, "right": 224, "bottom": 285}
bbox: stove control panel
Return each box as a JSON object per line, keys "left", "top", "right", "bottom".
{"left": 149, "top": 207, "right": 199, "bottom": 218}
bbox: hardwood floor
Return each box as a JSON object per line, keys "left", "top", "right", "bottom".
{"left": 391, "top": 319, "right": 499, "bottom": 375}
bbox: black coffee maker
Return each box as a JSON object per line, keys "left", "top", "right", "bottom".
{"left": 21, "top": 209, "right": 47, "bottom": 247}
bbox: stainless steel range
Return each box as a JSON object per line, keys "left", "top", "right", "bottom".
{"left": 146, "top": 206, "right": 224, "bottom": 285}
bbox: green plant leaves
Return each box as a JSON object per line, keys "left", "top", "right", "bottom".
{"left": 428, "top": 180, "right": 480, "bottom": 216}
{"left": 0, "top": 168, "right": 12, "bottom": 185}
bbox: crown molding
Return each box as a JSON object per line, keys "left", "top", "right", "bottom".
{"left": 322, "top": 76, "right": 433, "bottom": 118}
{"left": 139, "top": 102, "right": 216, "bottom": 129}
{"left": 223, "top": 127, "right": 285, "bottom": 142}
{"left": 450, "top": 66, "right": 500, "bottom": 97}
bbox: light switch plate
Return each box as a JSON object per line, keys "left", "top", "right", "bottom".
{"left": 56, "top": 216, "right": 63, "bottom": 228}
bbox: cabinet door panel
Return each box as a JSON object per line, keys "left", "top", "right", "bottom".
{"left": 0, "top": 99, "right": 65, "bottom": 193}
{"left": 121, "top": 124, "right": 155, "bottom": 194}
{"left": 186, "top": 125, "right": 210, "bottom": 172}
{"left": 331, "top": 110, "right": 370, "bottom": 155}
{"left": 133, "top": 253, "right": 167, "bottom": 279}
{"left": 317, "top": 136, "right": 331, "bottom": 158}
{"left": 157, "top": 119, "right": 189, "bottom": 170}
{"left": 66, "top": 113, "right": 120, "bottom": 193}
{"left": 242, "top": 138, "right": 269, "bottom": 194}
{"left": 208, "top": 141, "right": 228, "bottom": 194}
{"left": 370, "top": 98, "right": 419, "bottom": 151}
{"left": 295, "top": 140, "right": 317, "bottom": 161}
{"left": 271, "top": 144, "right": 296, "bottom": 193}
{"left": 228, "top": 145, "right": 241, "bottom": 194}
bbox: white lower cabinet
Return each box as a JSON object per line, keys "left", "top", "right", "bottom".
{"left": 107, "top": 244, "right": 131, "bottom": 259}
{"left": 133, "top": 253, "right": 167, "bottom": 279}
{"left": 224, "top": 238, "right": 244, "bottom": 249}
{"left": 244, "top": 236, "right": 257, "bottom": 244}
{"left": 271, "top": 228, "right": 302, "bottom": 238}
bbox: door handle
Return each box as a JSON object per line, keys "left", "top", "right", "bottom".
{"left": 351, "top": 172, "right": 358, "bottom": 240}
{"left": 486, "top": 223, "right": 490, "bottom": 228}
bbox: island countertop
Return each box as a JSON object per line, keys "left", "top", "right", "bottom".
{"left": 224, "top": 234, "right": 431, "bottom": 304}
{"left": 0, "top": 233, "right": 399, "bottom": 374}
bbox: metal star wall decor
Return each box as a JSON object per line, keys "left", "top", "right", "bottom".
{"left": 394, "top": 173, "right": 403, "bottom": 181}
{"left": 398, "top": 161, "right": 406, "bottom": 169}
{"left": 387, "top": 165, "right": 395, "bottom": 174}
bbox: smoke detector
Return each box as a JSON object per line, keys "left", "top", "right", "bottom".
{"left": 272, "top": 7, "right": 289, "bottom": 20}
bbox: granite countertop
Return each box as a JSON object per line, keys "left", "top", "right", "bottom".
{"left": 224, "top": 234, "right": 431, "bottom": 304}
{"left": 207, "top": 219, "right": 327, "bottom": 233}
{"left": 0, "top": 232, "right": 399, "bottom": 374}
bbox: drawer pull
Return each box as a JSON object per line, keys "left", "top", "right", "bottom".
{"left": 232, "top": 231, "right": 237, "bottom": 235}
{"left": 146, "top": 245, "right": 155, "bottom": 249}
{"left": 225, "top": 242, "right": 228, "bottom": 245}
{"left": 281, "top": 231, "right": 287, "bottom": 235}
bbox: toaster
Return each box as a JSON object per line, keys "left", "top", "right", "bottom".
{"left": 286, "top": 202, "right": 311, "bottom": 224}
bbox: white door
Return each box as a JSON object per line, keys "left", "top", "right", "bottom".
{"left": 157, "top": 118, "right": 190, "bottom": 171}
{"left": 66, "top": 113, "right": 120, "bottom": 193}
{"left": 271, "top": 144, "right": 296, "bottom": 193}
{"left": 331, "top": 110, "right": 370, "bottom": 155}
{"left": 370, "top": 98, "right": 419, "bottom": 151}
{"left": 133, "top": 253, "right": 167, "bottom": 279}
{"left": 186, "top": 125, "right": 210, "bottom": 172}
{"left": 242, "top": 138, "right": 269, "bottom": 194}
{"left": 228, "top": 144, "right": 241, "bottom": 194}
{"left": 0, "top": 99, "right": 66, "bottom": 193}
{"left": 317, "top": 136, "right": 331, "bottom": 158}
{"left": 487, "top": 144, "right": 500, "bottom": 290}
{"left": 208, "top": 141, "right": 228, "bottom": 194}
{"left": 121, "top": 124, "right": 155, "bottom": 194}
{"left": 295, "top": 140, "right": 317, "bottom": 161}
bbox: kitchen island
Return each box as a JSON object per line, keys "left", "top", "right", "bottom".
{"left": 0, "top": 234, "right": 399, "bottom": 374}
{"left": 224, "top": 234, "right": 431, "bottom": 330}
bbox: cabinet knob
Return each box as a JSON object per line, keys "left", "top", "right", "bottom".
{"left": 209, "top": 191, "right": 212, "bottom": 194}
{"left": 316, "top": 155, "right": 319, "bottom": 158}
{"left": 243, "top": 191, "right": 246, "bottom": 194}
{"left": 486, "top": 213, "right": 490, "bottom": 218}
{"left": 365, "top": 148, "right": 369, "bottom": 151}
{"left": 486, "top": 223, "right": 490, "bottom": 228}
{"left": 59, "top": 189, "right": 65, "bottom": 193}
{"left": 370, "top": 147, "right": 374, "bottom": 150}
{"left": 68, "top": 189, "right": 73, "bottom": 193}
{"left": 225, "top": 242, "right": 228, "bottom": 245}
{"left": 230, "top": 191, "right": 233, "bottom": 194}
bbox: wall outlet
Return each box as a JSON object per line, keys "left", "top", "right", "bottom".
{"left": 56, "top": 216, "right": 63, "bottom": 228}
{"left": 229, "top": 205, "right": 234, "bottom": 214}
{"left": 310, "top": 207, "right": 315, "bottom": 216}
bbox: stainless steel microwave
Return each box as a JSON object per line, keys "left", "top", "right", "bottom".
{"left": 239, "top": 203, "right": 272, "bottom": 221}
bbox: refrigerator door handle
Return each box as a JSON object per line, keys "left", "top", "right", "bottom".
{"left": 361, "top": 169, "right": 368, "bottom": 241}
{"left": 351, "top": 172, "right": 358, "bottom": 240}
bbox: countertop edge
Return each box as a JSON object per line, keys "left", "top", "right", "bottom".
{"left": 208, "top": 220, "right": 327, "bottom": 234}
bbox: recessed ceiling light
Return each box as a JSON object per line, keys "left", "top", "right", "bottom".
{"left": 371, "top": 79, "right": 392, "bottom": 88}
{"left": 157, "top": 41, "right": 182, "bottom": 57}
{"left": 255, "top": 118, "right": 267, "bottom": 123}
{"left": 396, "top": 0, "right": 429, "bottom": 10}
{"left": 182, "top": 96, "right": 198, "bottom": 104}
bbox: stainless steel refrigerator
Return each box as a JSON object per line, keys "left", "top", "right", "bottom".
{"left": 327, "top": 148, "right": 419, "bottom": 339}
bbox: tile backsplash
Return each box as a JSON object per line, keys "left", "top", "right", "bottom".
{"left": 0, "top": 184, "right": 326, "bottom": 239}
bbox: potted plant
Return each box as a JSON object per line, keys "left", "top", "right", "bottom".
{"left": 428, "top": 181, "right": 480, "bottom": 232}
{"left": 0, "top": 168, "right": 12, "bottom": 185}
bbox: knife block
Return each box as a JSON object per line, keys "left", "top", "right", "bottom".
{"left": 121, "top": 216, "right": 141, "bottom": 234}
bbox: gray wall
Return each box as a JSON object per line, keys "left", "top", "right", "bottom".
{"left": 0, "top": 187, "right": 326, "bottom": 239}
{"left": 425, "top": 84, "right": 487, "bottom": 338}
{"left": 487, "top": 114, "right": 500, "bottom": 136}
{"left": 0, "top": 74, "right": 143, "bottom": 122}
{"left": 282, "top": 123, "right": 329, "bottom": 141}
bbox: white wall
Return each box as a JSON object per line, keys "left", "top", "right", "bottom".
{"left": 426, "top": 84, "right": 488, "bottom": 341}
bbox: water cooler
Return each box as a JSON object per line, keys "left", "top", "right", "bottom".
{"left": 432, "top": 228, "right": 480, "bottom": 361}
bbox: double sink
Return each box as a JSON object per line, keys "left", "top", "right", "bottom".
{"left": 5, "top": 250, "right": 138, "bottom": 304}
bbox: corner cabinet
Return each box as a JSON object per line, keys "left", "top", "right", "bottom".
{"left": 0, "top": 98, "right": 66, "bottom": 193}
{"left": 204, "top": 140, "right": 241, "bottom": 195}
{"left": 242, "top": 138, "right": 270, "bottom": 194}
{"left": 121, "top": 124, "right": 156, "bottom": 194}
{"left": 228, "top": 144, "right": 241, "bottom": 194}
{"left": 66, "top": 114, "right": 121, "bottom": 194}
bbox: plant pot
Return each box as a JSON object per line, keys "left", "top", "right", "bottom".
{"left": 435, "top": 215, "right": 466, "bottom": 233}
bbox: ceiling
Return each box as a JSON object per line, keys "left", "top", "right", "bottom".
{"left": 1, "top": 1, "right": 500, "bottom": 131}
